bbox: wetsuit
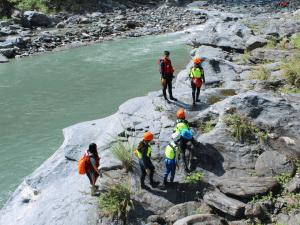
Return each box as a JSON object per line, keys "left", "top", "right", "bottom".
{"left": 137, "top": 140, "right": 155, "bottom": 187}
{"left": 161, "top": 59, "right": 175, "bottom": 101}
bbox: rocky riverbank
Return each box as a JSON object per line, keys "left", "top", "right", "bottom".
{"left": 0, "top": 1, "right": 207, "bottom": 63}
{"left": 1, "top": 0, "right": 300, "bottom": 225}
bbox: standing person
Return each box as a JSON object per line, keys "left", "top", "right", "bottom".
{"left": 189, "top": 58, "right": 205, "bottom": 106}
{"left": 164, "top": 133, "right": 181, "bottom": 186}
{"left": 159, "top": 51, "right": 178, "bottom": 104}
{"left": 85, "top": 143, "right": 103, "bottom": 196}
{"left": 174, "top": 109, "right": 190, "bottom": 172}
{"left": 137, "top": 132, "right": 159, "bottom": 189}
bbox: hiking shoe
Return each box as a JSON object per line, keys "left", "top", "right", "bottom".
{"left": 163, "top": 180, "right": 169, "bottom": 186}
{"left": 166, "top": 99, "right": 171, "bottom": 104}
{"left": 195, "top": 99, "right": 200, "bottom": 102}
{"left": 170, "top": 97, "right": 178, "bottom": 101}
{"left": 141, "top": 184, "right": 150, "bottom": 190}
{"left": 150, "top": 181, "right": 160, "bottom": 188}
{"left": 193, "top": 101, "right": 196, "bottom": 106}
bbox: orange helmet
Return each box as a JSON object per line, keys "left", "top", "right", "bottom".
{"left": 143, "top": 132, "right": 154, "bottom": 141}
{"left": 194, "top": 58, "right": 201, "bottom": 64}
{"left": 177, "top": 110, "right": 185, "bottom": 119}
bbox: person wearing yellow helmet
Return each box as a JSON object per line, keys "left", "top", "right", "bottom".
{"left": 189, "top": 57, "right": 205, "bottom": 106}
{"left": 136, "top": 132, "right": 160, "bottom": 189}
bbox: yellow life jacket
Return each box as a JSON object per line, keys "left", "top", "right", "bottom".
{"left": 137, "top": 143, "right": 151, "bottom": 159}
{"left": 189, "top": 68, "right": 203, "bottom": 78}
{"left": 165, "top": 142, "right": 180, "bottom": 160}
{"left": 174, "top": 119, "right": 189, "bottom": 133}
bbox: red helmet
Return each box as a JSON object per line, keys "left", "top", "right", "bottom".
{"left": 143, "top": 132, "right": 154, "bottom": 141}
{"left": 177, "top": 110, "right": 185, "bottom": 119}
{"left": 194, "top": 58, "right": 201, "bottom": 64}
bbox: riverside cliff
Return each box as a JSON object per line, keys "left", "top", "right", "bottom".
{"left": 1, "top": 1, "right": 300, "bottom": 224}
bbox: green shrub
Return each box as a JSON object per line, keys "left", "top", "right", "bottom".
{"left": 263, "top": 39, "right": 277, "bottom": 49}
{"left": 108, "top": 136, "right": 136, "bottom": 172}
{"left": 155, "top": 106, "right": 164, "bottom": 112}
{"left": 185, "top": 172, "right": 204, "bottom": 188}
{"left": 198, "top": 115, "right": 215, "bottom": 133}
{"left": 11, "top": 0, "right": 50, "bottom": 12}
{"left": 248, "top": 67, "right": 270, "bottom": 80}
{"left": 98, "top": 180, "right": 133, "bottom": 225}
{"left": 1, "top": 16, "right": 8, "bottom": 21}
{"left": 281, "top": 55, "right": 300, "bottom": 88}
{"left": 223, "top": 114, "right": 268, "bottom": 145}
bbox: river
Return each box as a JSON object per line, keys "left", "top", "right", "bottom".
{"left": 0, "top": 29, "right": 200, "bottom": 208}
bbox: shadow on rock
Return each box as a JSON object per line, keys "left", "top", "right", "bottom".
{"left": 187, "top": 141, "right": 226, "bottom": 177}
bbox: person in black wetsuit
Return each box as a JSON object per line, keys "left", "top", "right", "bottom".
{"left": 137, "top": 132, "right": 159, "bottom": 189}
{"left": 160, "top": 51, "right": 178, "bottom": 104}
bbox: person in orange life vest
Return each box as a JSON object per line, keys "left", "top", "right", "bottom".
{"left": 276, "top": 1, "right": 280, "bottom": 8}
{"left": 160, "top": 51, "right": 177, "bottom": 104}
{"left": 189, "top": 58, "right": 205, "bottom": 105}
{"left": 85, "top": 143, "right": 103, "bottom": 196}
{"left": 137, "top": 132, "right": 159, "bottom": 189}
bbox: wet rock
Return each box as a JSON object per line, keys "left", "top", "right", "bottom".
{"left": 0, "top": 21, "right": 12, "bottom": 27}
{"left": 204, "top": 190, "right": 246, "bottom": 217}
{"left": 251, "top": 49, "right": 298, "bottom": 62}
{"left": 173, "top": 214, "right": 227, "bottom": 225}
{"left": 245, "top": 36, "right": 268, "bottom": 51}
{"left": 5, "top": 37, "right": 23, "bottom": 45}
{"left": 0, "top": 53, "right": 8, "bottom": 63}
{"left": 80, "top": 18, "right": 92, "bottom": 24}
{"left": 255, "top": 151, "right": 295, "bottom": 177}
{"left": 215, "top": 177, "right": 279, "bottom": 198}
{"left": 0, "top": 48, "right": 13, "bottom": 58}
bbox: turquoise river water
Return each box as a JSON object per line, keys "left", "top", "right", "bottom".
{"left": 0, "top": 31, "right": 195, "bottom": 208}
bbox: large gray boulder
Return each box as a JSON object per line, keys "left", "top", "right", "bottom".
{"left": 204, "top": 190, "right": 246, "bottom": 217}
{"left": 244, "top": 200, "right": 273, "bottom": 220}
{"left": 163, "top": 201, "right": 201, "bottom": 224}
{"left": 186, "top": 32, "right": 246, "bottom": 50}
{"left": 284, "top": 177, "right": 300, "bottom": 193}
{"left": 23, "top": 11, "right": 51, "bottom": 27}
{"left": 255, "top": 151, "right": 295, "bottom": 177}
{"left": 245, "top": 36, "right": 268, "bottom": 51}
{"left": 173, "top": 214, "right": 227, "bottom": 225}
{"left": 251, "top": 49, "right": 298, "bottom": 61}
{"left": 215, "top": 177, "right": 279, "bottom": 198}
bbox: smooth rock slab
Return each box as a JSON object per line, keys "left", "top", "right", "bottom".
{"left": 255, "top": 151, "right": 295, "bottom": 177}
{"left": 173, "top": 214, "right": 227, "bottom": 225}
{"left": 215, "top": 177, "right": 279, "bottom": 198}
{"left": 251, "top": 49, "right": 297, "bottom": 62}
{"left": 204, "top": 190, "right": 245, "bottom": 217}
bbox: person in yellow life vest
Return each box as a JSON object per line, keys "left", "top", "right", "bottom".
{"left": 137, "top": 132, "right": 160, "bottom": 189}
{"left": 164, "top": 133, "right": 181, "bottom": 186}
{"left": 173, "top": 109, "right": 190, "bottom": 172}
{"left": 189, "top": 58, "right": 205, "bottom": 106}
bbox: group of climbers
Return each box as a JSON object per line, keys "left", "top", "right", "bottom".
{"left": 136, "top": 109, "right": 193, "bottom": 189}
{"left": 79, "top": 51, "right": 200, "bottom": 195}
{"left": 159, "top": 51, "right": 205, "bottom": 105}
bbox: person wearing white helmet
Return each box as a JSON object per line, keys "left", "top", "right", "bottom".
{"left": 164, "top": 133, "right": 181, "bottom": 186}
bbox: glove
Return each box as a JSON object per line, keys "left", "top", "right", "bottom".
{"left": 162, "top": 78, "right": 166, "bottom": 85}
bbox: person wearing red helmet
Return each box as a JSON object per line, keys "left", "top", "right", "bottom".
{"left": 159, "top": 51, "right": 178, "bottom": 104}
{"left": 174, "top": 110, "right": 190, "bottom": 172}
{"left": 189, "top": 58, "right": 205, "bottom": 106}
{"left": 136, "top": 132, "right": 159, "bottom": 189}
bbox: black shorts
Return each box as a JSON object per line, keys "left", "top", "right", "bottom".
{"left": 86, "top": 170, "right": 99, "bottom": 185}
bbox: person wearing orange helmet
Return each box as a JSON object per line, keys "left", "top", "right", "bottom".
{"left": 136, "top": 132, "right": 159, "bottom": 189}
{"left": 159, "top": 51, "right": 178, "bottom": 104}
{"left": 189, "top": 57, "right": 205, "bottom": 106}
{"left": 174, "top": 110, "right": 190, "bottom": 172}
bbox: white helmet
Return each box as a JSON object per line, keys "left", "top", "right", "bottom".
{"left": 171, "top": 133, "right": 181, "bottom": 142}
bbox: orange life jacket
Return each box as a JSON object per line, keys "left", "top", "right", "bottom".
{"left": 159, "top": 58, "right": 174, "bottom": 74}
{"left": 84, "top": 151, "right": 100, "bottom": 172}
